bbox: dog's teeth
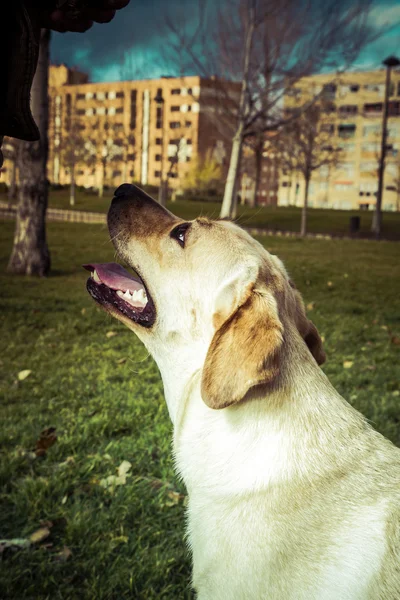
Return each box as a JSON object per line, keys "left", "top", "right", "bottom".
{"left": 116, "top": 290, "right": 124, "bottom": 298}
{"left": 93, "top": 270, "right": 101, "bottom": 283}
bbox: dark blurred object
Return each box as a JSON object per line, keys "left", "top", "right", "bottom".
{"left": 0, "top": 0, "right": 129, "bottom": 167}
{"left": 349, "top": 216, "right": 361, "bottom": 234}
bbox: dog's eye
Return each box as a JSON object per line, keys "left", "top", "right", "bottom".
{"left": 170, "top": 223, "right": 191, "bottom": 248}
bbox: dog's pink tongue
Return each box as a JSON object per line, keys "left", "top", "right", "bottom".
{"left": 83, "top": 262, "right": 144, "bottom": 292}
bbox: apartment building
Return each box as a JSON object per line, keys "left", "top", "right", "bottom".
{"left": 278, "top": 69, "right": 400, "bottom": 211}
{"left": 46, "top": 65, "right": 240, "bottom": 194}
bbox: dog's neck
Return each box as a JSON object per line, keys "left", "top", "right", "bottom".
{"left": 155, "top": 341, "right": 373, "bottom": 497}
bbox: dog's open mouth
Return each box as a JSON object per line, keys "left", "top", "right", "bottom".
{"left": 83, "top": 262, "right": 156, "bottom": 327}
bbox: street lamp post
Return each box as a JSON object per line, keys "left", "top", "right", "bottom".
{"left": 372, "top": 55, "right": 400, "bottom": 238}
{"left": 154, "top": 90, "right": 166, "bottom": 207}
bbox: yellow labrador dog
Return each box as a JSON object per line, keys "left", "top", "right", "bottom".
{"left": 84, "top": 184, "right": 400, "bottom": 600}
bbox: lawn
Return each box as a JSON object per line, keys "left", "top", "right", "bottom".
{"left": 0, "top": 218, "right": 400, "bottom": 599}
{"left": 2, "top": 188, "right": 400, "bottom": 238}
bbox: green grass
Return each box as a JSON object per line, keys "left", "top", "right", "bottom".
{"left": 0, "top": 219, "right": 400, "bottom": 599}
{"left": 3, "top": 189, "right": 400, "bottom": 237}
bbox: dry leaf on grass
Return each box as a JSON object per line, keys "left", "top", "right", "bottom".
{"left": 34, "top": 427, "right": 57, "bottom": 457}
{"left": 106, "top": 331, "right": 118, "bottom": 338}
{"left": 391, "top": 336, "right": 400, "bottom": 346}
{"left": 116, "top": 358, "right": 127, "bottom": 365}
{"left": 30, "top": 527, "right": 51, "bottom": 544}
{"left": 100, "top": 460, "right": 132, "bottom": 489}
{"left": 18, "top": 370, "right": 31, "bottom": 381}
{"left": 55, "top": 546, "right": 72, "bottom": 562}
{"left": 306, "top": 302, "right": 315, "bottom": 311}
{"left": 343, "top": 361, "right": 354, "bottom": 369}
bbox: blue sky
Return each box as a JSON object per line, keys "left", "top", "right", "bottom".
{"left": 50, "top": 0, "right": 400, "bottom": 83}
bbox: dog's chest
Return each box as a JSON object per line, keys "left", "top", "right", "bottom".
{"left": 186, "top": 492, "right": 387, "bottom": 600}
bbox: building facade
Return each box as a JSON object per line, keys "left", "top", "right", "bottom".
{"left": 278, "top": 69, "right": 400, "bottom": 211}
{"left": 46, "top": 66, "right": 239, "bottom": 194}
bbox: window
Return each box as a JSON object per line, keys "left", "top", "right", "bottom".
{"left": 171, "top": 106, "right": 180, "bottom": 112}
{"left": 97, "top": 91, "right": 106, "bottom": 101}
{"left": 338, "top": 124, "right": 356, "bottom": 139}
{"left": 96, "top": 107, "right": 106, "bottom": 115}
{"left": 130, "top": 169, "right": 135, "bottom": 177}
{"left": 185, "top": 120, "right": 192, "bottom": 127}
{"left": 155, "top": 154, "right": 162, "bottom": 161}
{"left": 388, "top": 101, "right": 400, "bottom": 116}
{"left": 362, "top": 142, "right": 379, "bottom": 153}
{"left": 364, "top": 103, "right": 383, "bottom": 114}
{"left": 108, "top": 106, "right": 116, "bottom": 116}
{"left": 186, "top": 139, "right": 192, "bottom": 145}
{"left": 116, "top": 91, "right": 124, "bottom": 99}
{"left": 360, "top": 162, "right": 376, "bottom": 173}
{"left": 169, "top": 172, "right": 178, "bottom": 178}
{"left": 350, "top": 84, "right": 359, "bottom": 93}
{"left": 337, "top": 162, "right": 355, "bottom": 177}
{"left": 156, "top": 106, "right": 162, "bottom": 129}
{"left": 169, "top": 138, "right": 180, "bottom": 144}
{"left": 76, "top": 108, "right": 85, "bottom": 116}
{"left": 339, "top": 105, "right": 358, "bottom": 115}
{"left": 170, "top": 121, "right": 180, "bottom": 129}
{"left": 364, "top": 83, "right": 384, "bottom": 94}
{"left": 127, "top": 153, "right": 136, "bottom": 161}
{"left": 171, "top": 89, "right": 180, "bottom": 95}
{"left": 130, "top": 90, "right": 137, "bottom": 129}
{"left": 85, "top": 92, "right": 93, "bottom": 100}
{"left": 281, "top": 181, "right": 291, "bottom": 187}
{"left": 155, "top": 137, "right": 162, "bottom": 145}
{"left": 108, "top": 91, "right": 116, "bottom": 100}
{"left": 85, "top": 108, "right": 94, "bottom": 116}
{"left": 154, "top": 170, "right": 161, "bottom": 177}
{"left": 77, "top": 93, "right": 85, "bottom": 100}
{"left": 363, "top": 124, "right": 381, "bottom": 137}
{"left": 116, "top": 107, "right": 123, "bottom": 114}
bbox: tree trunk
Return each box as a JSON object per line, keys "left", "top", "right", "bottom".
{"left": 301, "top": 176, "right": 310, "bottom": 237}
{"left": 7, "top": 30, "right": 50, "bottom": 276}
{"left": 249, "top": 144, "right": 263, "bottom": 208}
{"left": 98, "top": 161, "right": 105, "bottom": 198}
{"left": 70, "top": 164, "right": 75, "bottom": 206}
{"left": 220, "top": 129, "right": 243, "bottom": 218}
{"left": 7, "top": 150, "right": 18, "bottom": 205}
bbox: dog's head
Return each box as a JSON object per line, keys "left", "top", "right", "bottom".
{"left": 85, "top": 184, "right": 325, "bottom": 409}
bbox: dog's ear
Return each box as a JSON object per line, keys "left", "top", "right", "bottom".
{"left": 289, "top": 280, "right": 326, "bottom": 366}
{"left": 201, "top": 266, "right": 284, "bottom": 410}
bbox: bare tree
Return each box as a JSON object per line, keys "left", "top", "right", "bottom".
{"left": 7, "top": 29, "right": 51, "bottom": 276}
{"left": 274, "top": 104, "right": 342, "bottom": 236}
{"left": 166, "top": 0, "right": 375, "bottom": 219}
{"left": 60, "top": 118, "right": 95, "bottom": 206}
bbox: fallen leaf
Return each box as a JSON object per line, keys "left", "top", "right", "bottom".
{"left": 393, "top": 391, "right": 400, "bottom": 397}
{"left": 30, "top": 527, "right": 50, "bottom": 544}
{"left": 167, "top": 490, "right": 185, "bottom": 504}
{"left": 118, "top": 460, "right": 132, "bottom": 478}
{"left": 343, "top": 361, "right": 353, "bottom": 369}
{"left": 366, "top": 365, "right": 376, "bottom": 371}
{"left": 391, "top": 336, "right": 400, "bottom": 346}
{"left": 55, "top": 546, "right": 72, "bottom": 562}
{"left": 306, "top": 302, "right": 315, "bottom": 311}
{"left": 34, "top": 427, "right": 57, "bottom": 457}
{"left": 327, "top": 281, "right": 333, "bottom": 288}
{"left": 116, "top": 357, "right": 127, "bottom": 365}
{"left": 81, "top": 308, "right": 86, "bottom": 315}
{"left": 106, "top": 331, "right": 117, "bottom": 338}
{"left": 343, "top": 273, "right": 348, "bottom": 278}
{"left": 18, "top": 370, "right": 31, "bottom": 381}
{"left": 381, "top": 325, "right": 388, "bottom": 331}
